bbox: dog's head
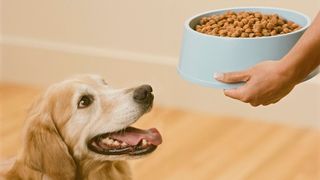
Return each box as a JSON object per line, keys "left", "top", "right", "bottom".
{"left": 22, "top": 74, "right": 162, "bottom": 178}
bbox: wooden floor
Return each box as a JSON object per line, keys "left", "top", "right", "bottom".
{"left": 0, "top": 83, "right": 319, "bottom": 180}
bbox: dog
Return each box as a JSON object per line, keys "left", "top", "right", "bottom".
{"left": 0, "top": 74, "right": 162, "bottom": 180}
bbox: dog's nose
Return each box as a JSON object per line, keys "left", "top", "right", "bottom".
{"left": 133, "top": 85, "right": 153, "bottom": 103}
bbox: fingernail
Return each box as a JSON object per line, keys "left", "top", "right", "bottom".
{"left": 213, "top": 72, "right": 224, "bottom": 80}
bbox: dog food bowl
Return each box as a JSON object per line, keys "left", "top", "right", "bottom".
{"left": 178, "top": 7, "right": 318, "bottom": 89}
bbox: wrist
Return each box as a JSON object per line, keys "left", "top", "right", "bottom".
{"left": 277, "top": 56, "right": 304, "bottom": 85}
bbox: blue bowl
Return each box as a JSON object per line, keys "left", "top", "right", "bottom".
{"left": 178, "top": 7, "right": 317, "bottom": 89}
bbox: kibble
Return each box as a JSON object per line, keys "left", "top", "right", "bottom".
{"left": 195, "top": 11, "right": 301, "bottom": 38}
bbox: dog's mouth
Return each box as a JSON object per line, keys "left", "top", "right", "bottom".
{"left": 87, "top": 127, "right": 162, "bottom": 156}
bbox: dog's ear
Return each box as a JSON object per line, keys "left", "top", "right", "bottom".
{"left": 22, "top": 97, "right": 76, "bottom": 179}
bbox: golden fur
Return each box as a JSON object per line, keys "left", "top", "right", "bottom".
{"left": 0, "top": 74, "right": 154, "bottom": 180}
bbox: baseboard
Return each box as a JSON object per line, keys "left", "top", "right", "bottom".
{"left": 1, "top": 36, "right": 319, "bottom": 128}
{"left": 0, "top": 36, "right": 177, "bottom": 66}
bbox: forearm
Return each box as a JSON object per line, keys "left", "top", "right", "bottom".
{"left": 280, "top": 11, "right": 320, "bottom": 83}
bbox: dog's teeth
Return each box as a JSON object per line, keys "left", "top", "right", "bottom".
{"left": 121, "top": 142, "right": 127, "bottom": 147}
{"left": 113, "top": 141, "right": 120, "bottom": 146}
{"left": 142, "top": 139, "right": 147, "bottom": 146}
{"left": 102, "top": 138, "right": 110, "bottom": 144}
{"left": 106, "top": 139, "right": 114, "bottom": 145}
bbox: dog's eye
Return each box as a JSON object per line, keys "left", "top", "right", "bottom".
{"left": 78, "top": 95, "right": 93, "bottom": 109}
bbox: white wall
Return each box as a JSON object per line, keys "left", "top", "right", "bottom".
{"left": 1, "top": 0, "right": 320, "bottom": 128}
{"left": 1, "top": 0, "right": 320, "bottom": 58}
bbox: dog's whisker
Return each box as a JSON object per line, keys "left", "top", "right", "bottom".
{"left": 121, "top": 128, "right": 125, "bottom": 136}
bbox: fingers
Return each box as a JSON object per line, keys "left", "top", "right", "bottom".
{"left": 214, "top": 71, "right": 250, "bottom": 83}
{"left": 224, "top": 87, "right": 282, "bottom": 107}
{"left": 225, "top": 88, "right": 260, "bottom": 107}
{"left": 224, "top": 86, "right": 261, "bottom": 107}
{"left": 224, "top": 87, "right": 249, "bottom": 103}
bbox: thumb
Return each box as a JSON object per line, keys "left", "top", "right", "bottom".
{"left": 214, "top": 71, "right": 250, "bottom": 83}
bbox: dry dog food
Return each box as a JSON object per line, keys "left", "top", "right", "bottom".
{"left": 195, "top": 11, "right": 301, "bottom": 38}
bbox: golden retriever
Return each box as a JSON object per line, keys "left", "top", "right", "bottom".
{"left": 0, "top": 74, "right": 162, "bottom": 180}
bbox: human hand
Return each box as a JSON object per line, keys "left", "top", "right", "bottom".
{"left": 214, "top": 11, "right": 320, "bottom": 106}
{"left": 214, "top": 60, "right": 298, "bottom": 106}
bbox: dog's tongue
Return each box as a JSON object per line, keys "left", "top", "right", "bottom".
{"left": 110, "top": 127, "right": 162, "bottom": 146}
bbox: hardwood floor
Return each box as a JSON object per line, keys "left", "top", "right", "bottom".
{"left": 0, "top": 83, "right": 319, "bottom": 180}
